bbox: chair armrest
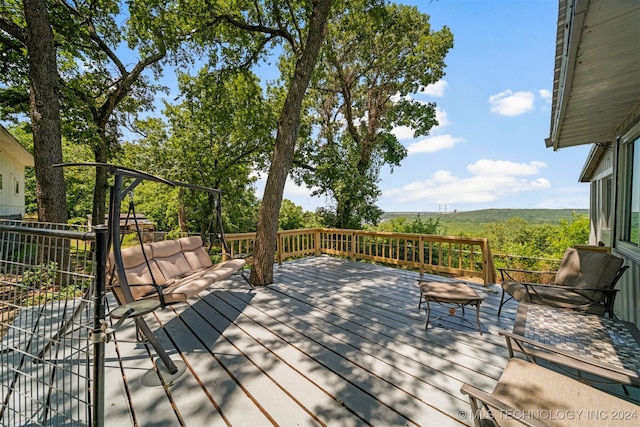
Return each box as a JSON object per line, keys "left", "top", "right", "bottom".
{"left": 460, "top": 383, "right": 548, "bottom": 427}
{"left": 521, "top": 282, "right": 620, "bottom": 293}
{"left": 521, "top": 282, "right": 619, "bottom": 305}
{"left": 499, "top": 331, "right": 639, "bottom": 385}
{"left": 518, "top": 282, "right": 620, "bottom": 303}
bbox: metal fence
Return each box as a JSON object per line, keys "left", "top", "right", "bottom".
{"left": 0, "top": 220, "right": 108, "bottom": 426}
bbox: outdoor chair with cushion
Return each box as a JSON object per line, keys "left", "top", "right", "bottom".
{"left": 497, "top": 248, "right": 627, "bottom": 317}
{"left": 460, "top": 336, "right": 639, "bottom": 427}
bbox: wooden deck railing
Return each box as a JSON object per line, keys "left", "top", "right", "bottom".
{"left": 226, "top": 228, "right": 496, "bottom": 285}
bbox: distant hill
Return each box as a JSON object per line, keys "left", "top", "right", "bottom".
{"left": 382, "top": 208, "right": 588, "bottom": 224}
{"left": 381, "top": 208, "right": 589, "bottom": 235}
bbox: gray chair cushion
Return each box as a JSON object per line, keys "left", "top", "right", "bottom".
{"left": 554, "top": 248, "right": 624, "bottom": 299}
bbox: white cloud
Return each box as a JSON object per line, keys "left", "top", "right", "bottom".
{"left": 420, "top": 80, "right": 448, "bottom": 97}
{"left": 383, "top": 159, "right": 551, "bottom": 206}
{"left": 434, "top": 107, "right": 450, "bottom": 128}
{"left": 466, "top": 159, "right": 546, "bottom": 176}
{"left": 539, "top": 89, "right": 552, "bottom": 103}
{"left": 284, "top": 178, "right": 318, "bottom": 197}
{"left": 392, "top": 126, "right": 415, "bottom": 140}
{"left": 407, "top": 135, "right": 464, "bottom": 154}
{"left": 532, "top": 185, "right": 590, "bottom": 209}
{"left": 488, "top": 90, "right": 535, "bottom": 116}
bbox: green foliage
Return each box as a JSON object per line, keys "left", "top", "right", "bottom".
{"left": 20, "top": 259, "right": 89, "bottom": 304}
{"left": 292, "top": 2, "right": 454, "bottom": 228}
{"left": 121, "top": 233, "right": 140, "bottom": 248}
{"left": 119, "top": 181, "right": 181, "bottom": 232}
{"left": 165, "top": 228, "right": 186, "bottom": 241}
{"left": 9, "top": 123, "right": 95, "bottom": 220}
{"left": 372, "top": 214, "right": 440, "bottom": 235}
{"left": 378, "top": 209, "right": 590, "bottom": 269}
{"left": 22, "top": 262, "right": 58, "bottom": 290}
{"left": 120, "top": 68, "right": 269, "bottom": 234}
{"left": 549, "top": 213, "right": 590, "bottom": 255}
{"left": 279, "top": 199, "right": 305, "bottom": 230}
{"left": 383, "top": 209, "right": 590, "bottom": 235}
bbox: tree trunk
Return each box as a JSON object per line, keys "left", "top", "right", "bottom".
{"left": 23, "top": 0, "right": 67, "bottom": 224}
{"left": 250, "top": 0, "right": 334, "bottom": 286}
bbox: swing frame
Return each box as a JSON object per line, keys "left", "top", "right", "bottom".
{"left": 56, "top": 162, "right": 247, "bottom": 375}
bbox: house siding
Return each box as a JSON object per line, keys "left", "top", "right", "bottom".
{"left": 612, "top": 252, "right": 640, "bottom": 326}
{"left": 549, "top": 0, "right": 640, "bottom": 327}
{"left": 0, "top": 152, "right": 26, "bottom": 217}
{"left": 588, "top": 149, "right": 614, "bottom": 246}
{"left": 0, "top": 126, "right": 32, "bottom": 218}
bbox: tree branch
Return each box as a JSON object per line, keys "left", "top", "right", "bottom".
{"left": 98, "top": 49, "right": 166, "bottom": 127}
{"left": 0, "top": 14, "right": 28, "bottom": 45}
{"left": 218, "top": 13, "right": 299, "bottom": 53}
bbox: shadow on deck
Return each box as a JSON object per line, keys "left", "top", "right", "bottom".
{"left": 104, "top": 255, "right": 519, "bottom": 426}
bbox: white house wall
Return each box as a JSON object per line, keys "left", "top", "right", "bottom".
{"left": 0, "top": 125, "right": 32, "bottom": 218}
{"left": 0, "top": 154, "right": 26, "bottom": 217}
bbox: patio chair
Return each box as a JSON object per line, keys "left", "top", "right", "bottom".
{"left": 460, "top": 344, "right": 639, "bottom": 426}
{"left": 497, "top": 248, "right": 627, "bottom": 317}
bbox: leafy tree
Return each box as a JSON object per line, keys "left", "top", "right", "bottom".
{"left": 57, "top": 0, "right": 168, "bottom": 227}
{"left": 0, "top": 0, "right": 67, "bottom": 223}
{"left": 549, "top": 212, "right": 590, "bottom": 257}
{"left": 12, "top": 123, "right": 98, "bottom": 222}
{"left": 192, "top": 0, "right": 337, "bottom": 286}
{"left": 482, "top": 213, "right": 589, "bottom": 270}
{"left": 292, "top": 2, "right": 453, "bottom": 228}
{"left": 373, "top": 214, "right": 440, "bottom": 235}
{"left": 279, "top": 199, "right": 306, "bottom": 230}
{"left": 1, "top": 1, "right": 174, "bottom": 225}
{"left": 121, "top": 69, "right": 270, "bottom": 235}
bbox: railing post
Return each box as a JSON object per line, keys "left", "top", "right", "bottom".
{"left": 350, "top": 231, "right": 356, "bottom": 262}
{"left": 419, "top": 236, "right": 425, "bottom": 276}
{"left": 277, "top": 231, "right": 283, "bottom": 266}
{"left": 92, "top": 225, "right": 108, "bottom": 427}
{"left": 483, "top": 240, "right": 489, "bottom": 285}
{"left": 482, "top": 239, "right": 496, "bottom": 285}
{"left": 314, "top": 228, "right": 321, "bottom": 256}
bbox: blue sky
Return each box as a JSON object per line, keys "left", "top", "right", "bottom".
{"left": 260, "top": 0, "right": 592, "bottom": 213}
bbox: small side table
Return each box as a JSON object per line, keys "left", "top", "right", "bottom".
{"left": 417, "top": 280, "right": 485, "bottom": 335}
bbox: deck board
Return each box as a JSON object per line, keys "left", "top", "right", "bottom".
{"left": 103, "top": 256, "right": 521, "bottom": 426}
{"left": 214, "top": 290, "right": 455, "bottom": 425}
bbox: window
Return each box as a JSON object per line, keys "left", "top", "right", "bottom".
{"left": 0, "top": 174, "right": 3, "bottom": 190}
{"left": 593, "top": 175, "right": 614, "bottom": 245}
{"left": 620, "top": 130, "right": 640, "bottom": 247}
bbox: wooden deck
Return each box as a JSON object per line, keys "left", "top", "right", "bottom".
{"left": 102, "top": 255, "right": 520, "bottom": 426}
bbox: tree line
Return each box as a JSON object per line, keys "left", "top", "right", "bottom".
{"left": 373, "top": 211, "right": 590, "bottom": 269}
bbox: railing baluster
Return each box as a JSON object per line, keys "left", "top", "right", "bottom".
{"left": 225, "top": 228, "right": 495, "bottom": 285}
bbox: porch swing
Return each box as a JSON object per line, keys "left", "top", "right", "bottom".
{"left": 59, "top": 163, "right": 248, "bottom": 376}
{"left": 110, "top": 172, "right": 249, "bottom": 309}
